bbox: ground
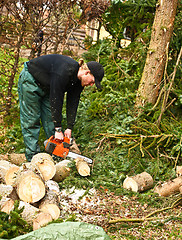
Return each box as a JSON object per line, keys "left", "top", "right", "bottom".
{"left": 0, "top": 153, "right": 182, "bottom": 239}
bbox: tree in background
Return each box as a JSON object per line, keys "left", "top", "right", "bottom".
{"left": 135, "top": 0, "right": 179, "bottom": 114}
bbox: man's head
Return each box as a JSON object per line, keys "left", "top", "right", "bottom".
{"left": 87, "top": 61, "right": 104, "bottom": 89}
{"left": 78, "top": 61, "right": 104, "bottom": 89}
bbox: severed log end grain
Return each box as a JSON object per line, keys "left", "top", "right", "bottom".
{"left": 0, "top": 198, "right": 53, "bottom": 230}
{"left": 154, "top": 176, "right": 182, "bottom": 197}
{"left": 0, "top": 197, "right": 14, "bottom": 214}
{"left": 0, "top": 160, "right": 19, "bottom": 185}
{"left": 123, "top": 172, "right": 153, "bottom": 192}
{"left": 5, "top": 166, "right": 20, "bottom": 185}
{"left": 176, "top": 166, "right": 182, "bottom": 177}
{"left": 33, "top": 212, "right": 53, "bottom": 231}
{"left": 15, "top": 169, "right": 45, "bottom": 203}
{"left": 31, "top": 153, "right": 56, "bottom": 181}
{"left": 39, "top": 203, "right": 60, "bottom": 220}
{"left": 39, "top": 189, "right": 61, "bottom": 220}
{"left": 53, "top": 160, "right": 72, "bottom": 182}
{"left": 75, "top": 158, "right": 90, "bottom": 177}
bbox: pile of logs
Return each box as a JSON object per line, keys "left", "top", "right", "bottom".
{"left": 123, "top": 167, "right": 182, "bottom": 196}
{"left": 0, "top": 153, "right": 91, "bottom": 230}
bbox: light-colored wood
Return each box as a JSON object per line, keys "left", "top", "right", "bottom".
{"left": 31, "top": 153, "right": 56, "bottom": 181}
{"left": 154, "top": 176, "right": 182, "bottom": 197}
{"left": 0, "top": 184, "right": 18, "bottom": 200}
{"left": 123, "top": 172, "right": 153, "bottom": 192}
{"left": 0, "top": 160, "right": 19, "bottom": 185}
{"left": 0, "top": 197, "right": 14, "bottom": 214}
{"left": 176, "top": 166, "right": 182, "bottom": 177}
{"left": 45, "top": 180, "right": 60, "bottom": 195}
{"left": 0, "top": 198, "right": 53, "bottom": 230}
{"left": 15, "top": 169, "right": 45, "bottom": 203}
{"left": 179, "top": 185, "right": 182, "bottom": 194}
{"left": 33, "top": 212, "right": 53, "bottom": 230}
{"left": 39, "top": 189, "right": 60, "bottom": 220}
{"left": 75, "top": 158, "right": 90, "bottom": 176}
{"left": 53, "top": 160, "right": 72, "bottom": 182}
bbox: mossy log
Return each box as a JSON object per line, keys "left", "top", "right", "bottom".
{"left": 31, "top": 153, "right": 56, "bottom": 181}
{"left": 154, "top": 176, "right": 182, "bottom": 197}
{"left": 0, "top": 160, "right": 19, "bottom": 185}
{"left": 123, "top": 172, "right": 153, "bottom": 192}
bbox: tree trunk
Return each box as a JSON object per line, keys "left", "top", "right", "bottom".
{"left": 135, "top": 0, "right": 178, "bottom": 109}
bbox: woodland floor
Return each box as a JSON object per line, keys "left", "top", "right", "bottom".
{"left": 1, "top": 153, "right": 182, "bottom": 240}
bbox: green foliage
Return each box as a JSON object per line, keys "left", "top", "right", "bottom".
{"left": 0, "top": 201, "right": 32, "bottom": 239}
{"left": 103, "top": 0, "right": 156, "bottom": 43}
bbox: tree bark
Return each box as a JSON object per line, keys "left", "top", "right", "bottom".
{"left": 123, "top": 172, "right": 153, "bottom": 192}
{"left": 154, "top": 176, "right": 182, "bottom": 197}
{"left": 135, "top": 0, "right": 178, "bottom": 109}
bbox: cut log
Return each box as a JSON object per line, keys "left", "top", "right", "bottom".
{"left": 179, "top": 185, "right": 182, "bottom": 194}
{"left": 45, "top": 180, "right": 61, "bottom": 196}
{"left": 9, "top": 153, "right": 26, "bottom": 166}
{"left": 176, "top": 166, "right": 182, "bottom": 177}
{"left": 75, "top": 158, "right": 90, "bottom": 176}
{"left": 0, "top": 197, "right": 14, "bottom": 214}
{"left": 0, "top": 198, "right": 53, "bottom": 230}
{"left": 39, "top": 189, "right": 61, "bottom": 220}
{"left": 154, "top": 176, "right": 182, "bottom": 197}
{"left": 0, "top": 160, "right": 19, "bottom": 185}
{"left": 33, "top": 212, "right": 53, "bottom": 231}
{"left": 123, "top": 172, "right": 153, "bottom": 192}
{"left": 31, "top": 153, "right": 56, "bottom": 181}
{"left": 53, "top": 160, "right": 72, "bottom": 182}
{"left": 0, "top": 184, "right": 18, "bottom": 200}
{"left": 15, "top": 169, "right": 45, "bottom": 203}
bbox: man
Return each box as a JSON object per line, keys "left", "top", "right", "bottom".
{"left": 18, "top": 54, "right": 104, "bottom": 161}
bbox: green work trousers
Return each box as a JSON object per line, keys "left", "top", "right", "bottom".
{"left": 18, "top": 62, "right": 55, "bottom": 161}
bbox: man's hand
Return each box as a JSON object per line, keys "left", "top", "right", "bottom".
{"left": 55, "top": 131, "right": 64, "bottom": 141}
{"left": 64, "top": 129, "right": 72, "bottom": 139}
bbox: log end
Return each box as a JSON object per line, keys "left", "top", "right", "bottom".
{"left": 33, "top": 212, "right": 53, "bottom": 231}
{"left": 123, "top": 177, "right": 139, "bottom": 192}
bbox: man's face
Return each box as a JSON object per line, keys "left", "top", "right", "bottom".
{"left": 80, "top": 70, "right": 95, "bottom": 87}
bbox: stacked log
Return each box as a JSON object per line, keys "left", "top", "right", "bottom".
{"left": 0, "top": 152, "right": 91, "bottom": 231}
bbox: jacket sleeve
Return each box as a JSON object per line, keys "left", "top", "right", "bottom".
{"left": 49, "top": 73, "right": 67, "bottom": 128}
{"left": 66, "top": 83, "right": 83, "bottom": 129}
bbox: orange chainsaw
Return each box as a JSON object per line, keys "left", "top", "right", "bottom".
{"left": 44, "top": 135, "right": 93, "bottom": 164}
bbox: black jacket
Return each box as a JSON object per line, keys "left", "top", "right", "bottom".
{"left": 27, "top": 54, "right": 83, "bottom": 129}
